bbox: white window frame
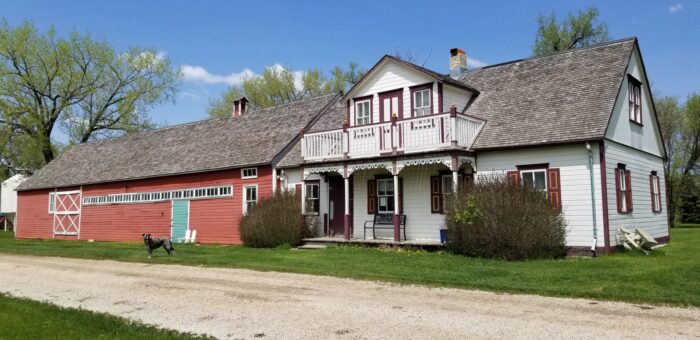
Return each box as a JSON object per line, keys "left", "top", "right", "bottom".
{"left": 241, "top": 167, "right": 258, "bottom": 179}
{"left": 243, "top": 185, "right": 258, "bottom": 215}
{"left": 651, "top": 173, "right": 661, "bottom": 213}
{"left": 355, "top": 99, "right": 371, "bottom": 125}
{"left": 48, "top": 192, "right": 56, "bottom": 213}
{"left": 629, "top": 78, "right": 642, "bottom": 124}
{"left": 619, "top": 167, "right": 629, "bottom": 212}
{"left": 82, "top": 185, "right": 233, "bottom": 206}
{"left": 305, "top": 182, "right": 320, "bottom": 215}
{"left": 520, "top": 169, "right": 548, "bottom": 192}
{"left": 413, "top": 88, "right": 431, "bottom": 117}
{"left": 376, "top": 178, "right": 395, "bottom": 213}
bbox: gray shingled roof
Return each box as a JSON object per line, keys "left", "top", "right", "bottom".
{"left": 278, "top": 99, "right": 346, "bottom": 168}
{"left": 460, "top": 38, "right": 636, "bottom": 150}
{"left": 18, "top": 93, "right": 338, "bottom": 191}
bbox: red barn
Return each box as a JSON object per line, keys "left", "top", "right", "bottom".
{"left": 15, "top": 94, "right": 339, "bottom": 244}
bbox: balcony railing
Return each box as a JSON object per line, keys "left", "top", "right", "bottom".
{"left": 302, "top": 110, "right": 484, "bottom": 161}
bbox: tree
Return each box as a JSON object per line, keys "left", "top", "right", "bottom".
{"left": 532, "top": 7, "right": 609, "bottom": 56}
{"left": 0, "top": 20, "right": 180, "bottom": 168}
{"left": 656, "top": 93, "right": 700, "bottom": 224}
{"left": 207, "top": 63, "right": 365, "bottom": 118}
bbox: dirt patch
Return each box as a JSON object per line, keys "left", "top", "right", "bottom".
{"left": 0, "top": 254, "right": 698, "bottom": 339}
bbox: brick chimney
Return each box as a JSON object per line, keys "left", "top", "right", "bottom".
{"left": 449, "top": 48, "right": 467, "bottom": 78}
{"left": 232, "top": 97, "right": 248, "bottom": 117}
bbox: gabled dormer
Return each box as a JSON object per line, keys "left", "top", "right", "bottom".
{"left": 342, "top": 52, "right": 479, "bottom": 127}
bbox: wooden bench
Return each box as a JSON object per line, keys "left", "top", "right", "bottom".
{"left": 363, "top": 214, "right": 407, "bottom": 240}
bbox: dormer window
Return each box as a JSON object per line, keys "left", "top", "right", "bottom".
{"left": 628, "top": 76, "right": 642, "bottom": 125}
{"left": 411, "top": 84, "right": 432, "bottom": 117}
{"left": 355, "top": 98, "right": 372, "bottom": 125}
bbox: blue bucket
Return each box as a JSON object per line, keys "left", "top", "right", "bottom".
{"left": 439, "top": 229, "right": 447, "bottom": 244}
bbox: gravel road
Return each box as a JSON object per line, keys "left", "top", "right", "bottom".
{"left": 0, "top": 254, "right": 698, "bottom": 339}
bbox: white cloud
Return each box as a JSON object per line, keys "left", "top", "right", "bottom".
{"left": 181, "top": 63, "right": 306, "bottom": 90}
{"left": 468, "top": 58, "right": 488, "bottom": 69}
{"left": 181, "top": 65, "right": 256, "bottom": 86}
{"left": 669, "top": 3, "right": 683, "bottom": 13}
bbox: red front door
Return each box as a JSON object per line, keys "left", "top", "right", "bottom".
{"left": 328, "top": 175, "right": 347, "bottom": 236}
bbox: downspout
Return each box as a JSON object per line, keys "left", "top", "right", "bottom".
{"left": 587, "top": 142, "right": 598, "bottom": 257}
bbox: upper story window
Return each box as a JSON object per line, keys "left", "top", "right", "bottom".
{"left": 48, "top": 192, "right": 55, "bottom": 213}
{"left": 412, "top": 87, "right": 431, "bottom": 117}
{"left": 241, "top": 167, "right": 257, "bottom": 179}
{"left": 628, "top": 76, "right": 642, "bottom": 125}
{"left": 355, "top": 99, "right": 371, "bottom": 125}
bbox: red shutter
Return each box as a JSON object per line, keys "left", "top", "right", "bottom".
{"left": 398, "top": 178, "right": 404, "bottom": 214}
{"left": 463, "top": 174, "right": 474, "bottom": 191}
{"left": 614, "top": 168, "right": 622, "bottom": 213}
{"left": 430, "top": 176, "right": 442, "bottom": 214}
{"left": 295, "top": 184, "right": 302, "bottom": 198}
{"left": 506, "top": 171, "right": 520, "bottom": 186}
{"left": 367, "top": 180, "right": 377, "bottom": 214}
{"left": 625, "top": 170, "right": 633, "bottom": 212}
{"left": 546, "top": 168, "right": 562, "bottom": 210}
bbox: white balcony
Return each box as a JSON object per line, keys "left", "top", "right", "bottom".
{"left": 302, "top": 111, "right": 485, "bottom": 161}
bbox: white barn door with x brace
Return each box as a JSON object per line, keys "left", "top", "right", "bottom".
{"left": 52, "top": 189, "right": 82, "bottom": 237}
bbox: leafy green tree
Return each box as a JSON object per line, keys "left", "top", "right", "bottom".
{"left": 207, "top": 63, "right": 365, "bottom": 118}
{"left": 0, "top": 20, "right": 180, "bottom": 169}
{"left": 532, "top": 7, "right": 609, "bottom": 56}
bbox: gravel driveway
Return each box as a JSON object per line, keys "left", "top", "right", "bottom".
{"left": 0, "top": 254, "right": 698, "bottom": 339}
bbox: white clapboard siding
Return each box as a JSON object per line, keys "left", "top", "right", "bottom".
{"left": 351, "top": 164, "right": 447, "bottom": 241}
{"left": 442, "top": 85, "right": 471, "bottom": 113}
{"left": 349, "top": 61, "right": 474, "bottom": 124}
{"left": 604, "top": 140, "right": 668, "bottom": 244}
{"left": 605, "top": 47, "right": 664, "bottom": 157}
{"left": 477, "top": 144, "right": 606, "bottom": 248}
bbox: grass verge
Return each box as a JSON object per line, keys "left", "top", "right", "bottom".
{"left": 0, "top": 293, "right": 211, "bottom": 339}
{"left": 0, "top": 228, "right": 698, "bottom": 307}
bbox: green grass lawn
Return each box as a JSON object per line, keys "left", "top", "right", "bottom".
{"left": 675, "top": 223, "right": 700, "bottom": 228}
{"left": 1, "top": 229, "right": 698, "bottom": 307}
{"left": 0, "top": 293, "right": 211, "bottom": 339}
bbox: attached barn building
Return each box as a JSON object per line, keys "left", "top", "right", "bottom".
{"left": 16, "top": 38, "right": 669, "bottom": 254}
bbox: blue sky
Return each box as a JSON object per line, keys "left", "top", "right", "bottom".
{"left": 1, "top": 0, "right": 698, "bottom": 139}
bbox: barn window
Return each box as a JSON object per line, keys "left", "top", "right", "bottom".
{"left": 243, "top": 185, "right": 258, "bottom": 214}
{"left": 47, "top": 192, "right": 56, "bottom": 213}
{"left": 241, "top": 168, "right": 258, "bottom": 179}
{"left": 82, "top": 185, "right": 233, "bottom": 206}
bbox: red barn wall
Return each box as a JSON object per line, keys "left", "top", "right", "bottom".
{"left": 15, "top": 166, "right": 273, "bottom": 244}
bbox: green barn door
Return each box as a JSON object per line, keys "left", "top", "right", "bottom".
{"left": 171, "top": 200, "right": 189, "bottom": 243}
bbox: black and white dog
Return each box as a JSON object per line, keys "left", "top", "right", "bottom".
{"left": 142, "top": 233, "right": 174, "bottom": 258}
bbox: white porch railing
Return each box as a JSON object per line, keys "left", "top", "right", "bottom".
{"left": 302, "top": 111, "right": 484, "bottom": 161}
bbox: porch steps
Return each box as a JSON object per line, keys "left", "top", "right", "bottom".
{"left": 296, "top": 242, "right": 329, "bottom": 250}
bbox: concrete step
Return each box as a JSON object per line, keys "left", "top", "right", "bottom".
{"left": 296, "top": 243, "right": 329, "bottom": 250}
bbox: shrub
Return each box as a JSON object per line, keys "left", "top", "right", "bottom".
{"left": 445, "top": 175, "right": 566, "bottom": 260}
{"left": 240, "top": 190, "right": 312, "bottom": 248}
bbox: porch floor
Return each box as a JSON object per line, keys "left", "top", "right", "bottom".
{"left": 302, "top": 237, "right": 444, "bottom": 248}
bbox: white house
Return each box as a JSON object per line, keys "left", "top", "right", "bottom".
{"left": 1, "top": 174, "right": 28, "bottom": 231}
{"left": 278, "top": 38, "right": 669, "bottom": 254}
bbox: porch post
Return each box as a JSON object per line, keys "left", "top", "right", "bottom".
{"left": 393, "top": 174, "right": 401, "bottom": 242}
{"left": 300, "top": 180, "right": 306, "bottom": 214}
{"left": 343, "top": 175, "right": 351, "bottom": 240}
{"left": 452, "top": 170, "right": 459, "bottom": 193}
{"left": 272, "top": 167, "right": 278, "bottom": 193}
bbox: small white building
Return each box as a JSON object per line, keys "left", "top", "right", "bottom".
{"left": 1, "top": 174, "right": 27, "bottom": 230}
